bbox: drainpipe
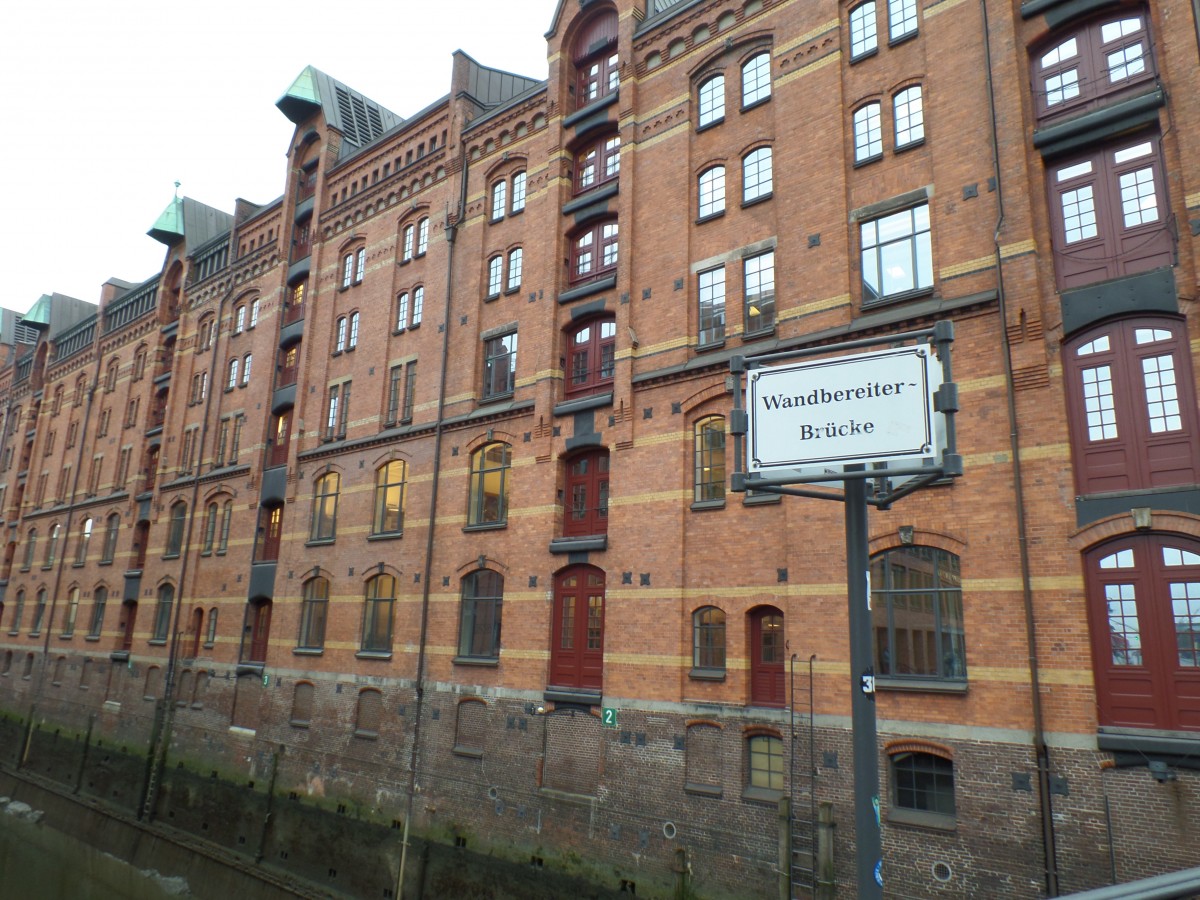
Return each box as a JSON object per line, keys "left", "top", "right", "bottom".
{"left": 397, "top": 139, "right": 469, "bottom": 900}
{"left": 981, "top": 0, "right": 1060, "bottom": 893}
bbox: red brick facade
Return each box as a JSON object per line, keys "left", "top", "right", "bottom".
{"left": 1, "top": 0, "right": 1199, "bottom": 896}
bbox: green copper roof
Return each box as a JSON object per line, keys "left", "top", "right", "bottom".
{"left": 148, "top": 196, "right": 185, "bottom": 244}
{"left": 22, "top": 294, "right": 52, "bottom": 328}
{"left": 280, "top": 66, "right": 321, "bottom": 109}
{"left": 276, "top": 66, "right": 404, "bottom": 155}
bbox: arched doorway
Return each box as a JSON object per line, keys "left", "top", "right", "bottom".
{"left": 550, "top": 565, "right": 605, "bottom": 691}
{"left": 749, "top": 605, "right": 786, "bottom": 707}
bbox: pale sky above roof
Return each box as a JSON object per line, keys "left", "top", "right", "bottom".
{"left": 1, "top": 0, "right": 554, "bottom": 312}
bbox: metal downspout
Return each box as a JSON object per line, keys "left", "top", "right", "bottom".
{"left": 981, "top": 0, "right": 1060, "bottom": 892}
{"left": 397, "top": 142, "right": 468, "bottom": 900}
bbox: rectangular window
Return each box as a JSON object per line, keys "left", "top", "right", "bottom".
{"left": 861, "top": 203, "right": 933, "bottom": 304}
{"left": 893, "top": 86, "right": 924, "bottom": 147}
{"left": 230, "top": 415, "right": 244, "bottom": 464}
{"left": 854, "top": 103, "right": 883, "bottom": 163}
{"left": 116, "top": 447, "right": 131, "bottom": 490}
{"left": 698, "top": 74, "right": 725, "bottom": 127}
{"left": 742, "top": 149, "right": 773, "bottom": 203}
{"left": 88, "top": 456, "right": 102, "bottom": 496}
{"left": 699, "top": 167, "right": 726, "bottom": 218}
{"left": 326, "top": 387, "right": 339, "bottom": 439}
{"left": 402, "top": 361, "right": 417, "bottom": 422}
{"left": 483, "top": 334, "right": 518, "bottom": 400}
{"left": 387, "top": 365, "right": 403, "bottom": 424}
{"left": 698, "top": 267, "right": 727, "bottom": 347}
{"left": 744, "top": 251, "right": 776, "bottom": 335}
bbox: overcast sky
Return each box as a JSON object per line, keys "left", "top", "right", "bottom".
{"left": 1, "top": 0, "right": 554, "bottom": 314}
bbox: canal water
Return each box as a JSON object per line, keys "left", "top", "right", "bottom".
{"left": 0, "top": 803, "right": 191, "bottom": 899}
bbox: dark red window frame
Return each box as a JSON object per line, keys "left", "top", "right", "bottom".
{"left": 569, "top": 218, "right": 618, "bottom": 284}
{"left": 565, "top": 317, "right": 616, "bottom": 396}
{"left": 563, "top": 449, "right": 609, "bottom": 538}
{"left": 1063, "top": 316, "right": 1200, "bottom": 495}
{"left": 574, "top": 133, "right": 621, "bottom": 195}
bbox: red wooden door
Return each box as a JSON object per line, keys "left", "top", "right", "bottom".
{"left": 550, "top": 566, "right": 605, "bottom": 690}
{"left": 247, "top": 601, "right": 272, "bottom": 663}
{"left": 1088, "top": 536, "right": 1200, "bottom": 731}
{"left": 750, "top": 607, "right": 786, "bottom": 707}
{"left": 258, "top": 507, "right": 282, "bottom": 561}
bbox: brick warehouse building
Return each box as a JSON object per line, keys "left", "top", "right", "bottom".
{"left": 0, "top": 0, "right": 1198, "bottom": 895}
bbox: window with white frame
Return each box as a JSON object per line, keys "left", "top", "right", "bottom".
{"left": 412, "top": 286, "right": 424, "bottom": 325}
{"left": 396, "top": 292, "right": 409, "bottom": 330}
{"left": 511, "top": 171, "right": 527, "bottom": 213}
{"left": 491, "top": 180, "right": 507, "bottom": 221}
{"left": 416, "top": 217, "right": 429, "bottom": 255}
{"left": 487, "top": 256, "right": 503, "bottom": 297}
{"left": 242, "top": 354, "right": 252, "bottom": 385}
{"left": 347, "top": 312, "right": 359, "bottom": 349}
{"left": 506, "top": 248, "right": 523, "bottom": 292}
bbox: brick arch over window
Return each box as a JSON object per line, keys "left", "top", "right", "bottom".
{"left": 1085, "top": 533, "right": 1200, "bottom": 732}
{"left": 1062, "top": 316, "right": 1200, "bottom": 495}
{"left": 571, "top": 7, "right": 619, "bottom": 110}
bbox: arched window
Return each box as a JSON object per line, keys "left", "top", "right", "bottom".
{"left": 506, "top": 248, "right": 523, "bottom": 292}
{"left": 10, "top": 590, "right": 24, "bottom": 634}
{"left": 742, "top": 148, "right": 772, "bottom": 203}
{"left": 490, "top": 179, "right": 507, "bottom": 221}
{"left": 74, "top": 517, "right": 93, "bottom": 565}
{"left": 31, "top": 589, "right": 48, "bottom": 633}
{"left": 1063, "top": 318, "right": 1199, "bottom": 495}
{"left": 853, "top": 103, "right": 883, "bottom": 163}
{"left": 694, "top": 417, "right": 726, "bottom": 503}
{"left": 61, "top": 587, "right": 80, "bottom": 636}
{"left": 1032, "top": 9, "right": 1154, "bottom": 122}
{"left": 133, "top": 346, "right": 148, "bottom": 381}
{"left": 566, "top": 317, "right": 616, "bottom": 396}
{"left": 889, "top": 747, "right": 955, "bottom": 825}
{"left": 362, "top": 574, "right": 396, "bottom": 653}
{"left": 88, "top": 586, "right": 108, "bottom": 638}
{"left": 310, "top": 473, "right": 340, "bottom": 541}
{"left": 570, "top": 219, "right": 618, "bottom": 284}
{"left": 44, "top": 523, "right": 61, "bottom": 568}
{"left": 849, "top": 2, "right": 879, "bottom": 59}
{"left": 291, "top": 681, "right": 314, "bottom": 726}
{"left": 165, "top": 502, "right": 187, "bottom": 557}
{"left": 511, "top": 171, "right": 527, "bottom": 213}
{"left": 698, "top": 74, "right": 725, "bottom": 127}
{"left": 693, "top": 606, "right": 727, "bottom": 672}
{"left": 395, "top": 291, "right": 409, "bottom": 330}
{"left": 219, "top": 501, "right": 233, "bottom": 553}
{"left": 574, "top": 9, "right": 619, "bottom": 109}
{"left": 412, "top": 286, "right": 424, "bottom": 326}
{"left": 698, "top": 166, "right": 726, "bottom": 218}
{"left": 299, "top": 578, "right": 329, "bottom": 650}
{"left": 205, "top": 607, "right": 219, "bottom": 646}
{"left": 105, "top": 359, "right": 120, "bottom": 392}
{"left": 203, "top": 502, "right": 218, "bottom": 553}
{"left": 416, "top": 217, "right": 429, "bottom": 256}
{"left": 355, "top": 687, "right": 383, "bottom": 737}
{"left": 22, "top": 529, "right": 36, "bottom": 571}
{"left": 486, "top": 255, "right": 503, "bottom": 298}
{"left": 153, "top": 583, "right": 174, "bottom": 641}
{"left": 102, "top": 513, "right": 120, "bottom": 563}
{"left": 401, "top": 223, "right": 415, "bottom": 262}
{"left": 242, "top": 353, "right": 252, "bottom": 384}
{"left": 893, "top": 86, "right": 924, "bottom": 148}
{"left": 227, "top": 358, "right": 239, "bottom": 390}
{"left": 742, "top": 52, "right": 772, "bottom": 106}
{"left": 458, "top": 570, "right": 503, "bottom": 659}
{"left": 233, "top": 304, "right": 247, "bottom": 334}
{"left": 564, "top": 449, "right": 609, "bottom": 537}
{"left": 347, "top": 313, "right": 359, "bottom": 350}
{"left": 468, "top": 443, "right": 511, "bottom": 526}
{"left": 870, "top": 546, "right": 965, "bottom": 681}
{"left": 335, "top": 316, "right": 348, "bottom": 352}
{"left": 372, "top": 461, "right": 407, "bottom": 536}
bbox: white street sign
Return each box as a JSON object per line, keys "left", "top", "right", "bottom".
{"left": 747, "top": 345, "right": 937, "bottom": 470}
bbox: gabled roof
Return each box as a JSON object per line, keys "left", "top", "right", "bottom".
{"left": 148, "top": 195, "right": 234, "bottom": 252}
{"left": 277, "top": 66, "right": 404, "bottom": 158}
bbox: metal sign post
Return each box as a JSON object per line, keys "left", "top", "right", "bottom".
{"left": 730, "top": 321, "right": 960, "bottom": 899}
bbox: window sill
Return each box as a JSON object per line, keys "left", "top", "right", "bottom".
{"left": 688, "top": 667, "right": 726, "bottom": 682}
{"left": 563, "top": 181, "right": 619, "bottom": 215}
{"left": 895, "top": 138, "right": 925, "bottom": 154}
{"left": 743, "top": 492, "right": 782, "bottom": 506}
{"left": 58, "top": 633, "right": 74, "bottom": 640}
{"left": 549, "top": 536, "right": 607, "bottom": 554}
{"left": 690, "top": 499, "right": 725, "bottom": 512}
{"left": 85, "top": 635, "right": 100, "bottom": 642}
{"left": 293, "top": 647, "right": 324, "bottom": 656}
{"left": 741, "top": 327, "right": 775, "bottom": 342}
{"left": 876, "top": 677, "right": 967, "bottom": 694}
{"left": 453, "top": 656, "right": 499, "bottom": 667}
{"left": 695, "top": 211, "right": 725, "bottom": 226}
{"left": 741, "top": 97, "right": 771, "bottom": 114}
{"left": 162, "top": 553, "right": 180, "bottom": 561}
{"left": 305, "top": 539, "right": 335, "bottom": 548}
{"left": 484, "top": 293, "right": 500, "bottom": 303}
{"left": 742, "top": 786, "right": 783, "bottom": 806}
{"left": 553, "top": 392, "right": 613, "bottom": 417}
{"left": 696, "top": 116, "right": 725, "bottom": 133}
{"left": 452, "top": 745, "right": 484, "bottom": 759}
{"left": 489, "top": 216, "right": 504, "bottom": 225}
{"left": 398, "top": 257, "right": 412, "bottom": 267}
{"left": 367, "top": 532, "right": 403, "bottom": 542}
{"left": 850, "top": 47, "right": 879, "bottom": 64}
{"left": 355, "top": 650, "right": 393, "bottom": 661}
{"left": 480, "top": 391, "right": 514, "bottom": 406}
{"left": 148, "top": 639, "right": 167, "bottom": 646}
{"left": 354, "top": 730, "right": 379, "bottom": 740}
{"left": 741, "top": 192, "right": 772, "bottom": 209}
{"left": 887, "top": 808, "right": 956, "bottom": 831}
{"left": 861, "top": 286, "right": 934, "bottom": 310}
{"left": 464, "top": 522, "right": 508, "bottom": 533}
{"left": 888, "top": 29, "right": 919, "bottom": 48}
{"left": 696, "top": 339, "right": 726, "bottom": 353}
{"left": 504, "top": 286, "right": 521, "bottom": 296}
{"left": 289, "top": 719, "right": 310, "bottom": 729}
{"left": 563, "top": 91, "right": 619, "bottom": 127}
{"left": 685, "top": 782, "right": 723, "bottom": 798}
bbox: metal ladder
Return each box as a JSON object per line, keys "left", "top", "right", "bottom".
{"left": 789, "top": 654, "right": 819, "bottom": 899}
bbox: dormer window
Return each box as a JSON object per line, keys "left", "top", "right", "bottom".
{"left": 573, "top": 9, "right": 619, "bottom": 110}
